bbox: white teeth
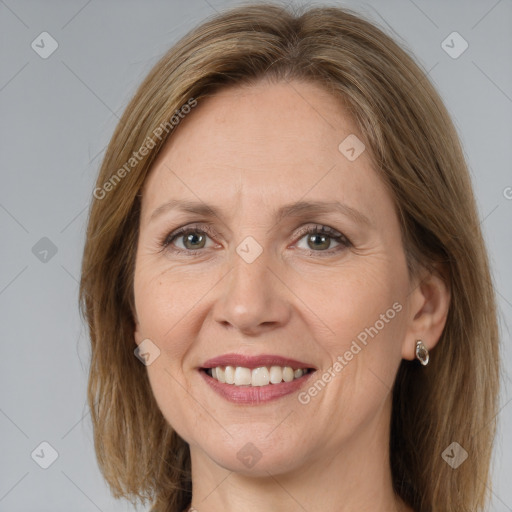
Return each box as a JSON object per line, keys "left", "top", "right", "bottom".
{"left": 251, "top": 367, "right": 269, "bottom": 386}
{"left": 234, "top": 367, "right": 252, "bottom": 386}
{"left": 269, "top": 366, "right": 283, "bottom": 384}
{"left": 282, "top": 367, "right": 294, "bottom": 382}
{"left": 225, "top": 366, "right": 235, "bottom": 384}
{"left": 207, "top": 365, "right": 310, "bottom": 386}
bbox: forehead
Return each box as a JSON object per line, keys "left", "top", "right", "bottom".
{"left": 140, "top": 80, "right": 390, "bottom": 225}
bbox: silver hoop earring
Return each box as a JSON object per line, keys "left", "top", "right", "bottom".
{"left": 415, "top": 340, "right": 429, "bottom": 366}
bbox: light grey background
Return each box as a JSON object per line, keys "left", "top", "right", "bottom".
{"left": 0, "top": 0, "right": 511, "bottom": 510}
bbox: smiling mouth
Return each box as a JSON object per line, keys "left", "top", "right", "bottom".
{"left": 201, "top": 365, "right": 315, "bottom": 387}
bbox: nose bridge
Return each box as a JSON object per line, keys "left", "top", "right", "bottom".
{"left": 213, "top": 238, "right": 290, "bottom": 333}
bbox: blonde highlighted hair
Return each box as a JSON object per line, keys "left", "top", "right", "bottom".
{"left": 79, "top": 3, "right": 500, "bottom": 511}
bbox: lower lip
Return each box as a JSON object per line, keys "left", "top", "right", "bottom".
{"left": 199, "top": 369, "right": 316, "bottom": 405}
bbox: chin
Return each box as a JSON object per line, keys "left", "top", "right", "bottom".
{"left": 199, "top": 433, "right": 310, "bottom": 477}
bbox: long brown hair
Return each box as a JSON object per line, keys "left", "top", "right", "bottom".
{"left": 79, "top": 3, "right": 500, "bottom": 511}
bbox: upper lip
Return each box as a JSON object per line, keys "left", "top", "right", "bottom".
{"left": 201, "top": 353, "right": 317, "bottom": 370}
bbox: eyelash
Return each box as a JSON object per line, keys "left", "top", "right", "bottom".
{"left": 159, "top": 223, "right": 352, "bottom": 257}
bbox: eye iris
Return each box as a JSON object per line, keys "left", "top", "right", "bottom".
{"left": 168, "top": 226, "right": 343, "bottom": 254}
{"left": 308, "top": 233, "right": 330, "bottom": 250}
{"left": 184, "top": 232, "right": 206, "bottom": 249}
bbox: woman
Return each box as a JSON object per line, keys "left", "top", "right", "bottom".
{"left": 79, "top": 3, "right": 500, "bottom": 512}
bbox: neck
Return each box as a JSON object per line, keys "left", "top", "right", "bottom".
{"left": 186, "top": 397, "right": 413, "bottom": 512}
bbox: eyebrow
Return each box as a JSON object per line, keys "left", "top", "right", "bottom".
{"left": 148, "top": 199, "right": 372, "bottom": 227}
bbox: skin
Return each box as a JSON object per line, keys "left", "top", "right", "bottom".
{"left": 133, "top": 79, "right": 450, "bottom": 512}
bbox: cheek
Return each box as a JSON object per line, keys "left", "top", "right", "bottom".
{"left": 300, "top": 253, "right": 408, "bottom": 405}
{"left": 132, "top": 262, "right": 223, "bottom": 430}
{"left": 296, "top": 256, "right": 406, "bottom": 349}
{"left": 133, "top": 261, "right": 211, "bottom": 349}
{"left": 144, "top": 360, "right": 202, "bottom": 446}
{"left": 133, "top": 265, "right": 206, "bottom": 436}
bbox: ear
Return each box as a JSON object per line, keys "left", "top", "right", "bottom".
{"left": 402, "top": 264, "right": 451, "bottom": 361}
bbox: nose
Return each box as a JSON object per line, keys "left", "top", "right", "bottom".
{"left": 212, "top": 247, "right": 291, "bottom": 336}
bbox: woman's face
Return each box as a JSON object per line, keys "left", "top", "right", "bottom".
{"left": 133, "top": 79, "right": 418, "bottom": 476}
